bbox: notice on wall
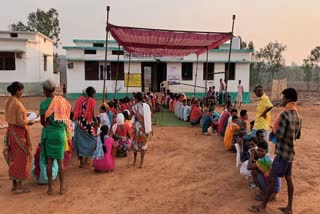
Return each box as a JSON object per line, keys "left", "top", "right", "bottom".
{"left": 168, "top": 66, "right": 180, "bottom": 84}
{"left": 124, "top": 73, "right": 142, "bottom": 87}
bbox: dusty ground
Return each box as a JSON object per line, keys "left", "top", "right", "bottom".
{"left": 0, "top": 96, "right": 319, "bottom": 214}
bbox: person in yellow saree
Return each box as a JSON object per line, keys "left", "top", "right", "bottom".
{"left": 4, "top": 82, "right": 33, "bottom": 194}
{"left": 40, "top": 79, "right": 71, "bottom": 195}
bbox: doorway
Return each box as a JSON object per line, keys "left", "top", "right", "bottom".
{"left": 141, "top": 62, "right": 167, "bottom": 92}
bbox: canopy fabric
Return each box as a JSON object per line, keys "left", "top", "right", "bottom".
{"left": 108, "top": 24, "right": 232, "bottom": 57}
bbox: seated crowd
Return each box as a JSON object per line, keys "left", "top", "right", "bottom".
{"left": 162, "top": 89, "right": 282, "bottom": 205}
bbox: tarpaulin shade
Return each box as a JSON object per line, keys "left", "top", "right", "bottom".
{"left": 108, "top": 24, "right": 232, "bottom": 57}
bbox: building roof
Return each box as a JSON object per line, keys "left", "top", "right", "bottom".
{"left": 0, "top": 30, "right": 54, "bottom": 43}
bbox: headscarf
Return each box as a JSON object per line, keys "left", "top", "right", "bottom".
{"left": 117, "top": 113, "right": 125, "bottom": 125}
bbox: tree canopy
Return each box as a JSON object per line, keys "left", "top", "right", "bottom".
{"left": 10, "top": 8, "right": 61, "bottom": 48}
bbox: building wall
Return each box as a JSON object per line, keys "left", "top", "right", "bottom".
{"left": 0, "top": 32, "right": 59, "bottom": 95}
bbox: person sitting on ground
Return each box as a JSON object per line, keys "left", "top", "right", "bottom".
{"left": 92, "top": 125, "right": 116, "bottom": 172}
{"left": 183, "top": 99, "right": 192, "bottom": 122}
{"left": 256, "top": 129, "right": 266, "bottom": 141}
{"left": 180, "top": 99, "right": 186, "bottom": 120}
{"left": 218, "top": 105, "right": 232, "bottom": 136}
{"left": 190, "top": 100, "right": 202, "bottom": 126}
{"left": 99, "top": 105, "right": 111, "bottom": 129}
{"left": 228, "top": 108, "right": 238, "bottom": 125}
{"left": 239, "top": 109, "right": 249, "bottom": 129}
{"left": 224, "top": 115, "right": 240, "bottom": 150}
{"left": 202, "top": 107, "right": 215, "bottom": 135}
{"left": 200, "top": 104, "right": 209, "bottom": 127}
{"left": 245, "top": 120, "right": 255, "bottom": 141}
{"left": 247, "top": 140, "right": 281, "bottom": 202}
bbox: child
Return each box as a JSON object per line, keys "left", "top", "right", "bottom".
{"left": 92, "top": 125, "right": 116, "bottom": 172}
{"left": 247, "top": 140, "right": 281, "bottom": 202}
{"left": 224, "top": 116, "right": 240, "bottom": 150}
{"left": 99, "top": 105, "right": 111, "bottom": 129}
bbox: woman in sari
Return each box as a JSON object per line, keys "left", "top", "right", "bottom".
{"left": 40, "top": 79, "right": 71, "bottom": 195}
{"left": 113, "top": 113, "right": 132, "bottom": 157}
{"left": 73, "top": 86, "right": 97, "bottom": 168}
{"left": 4, "top": 82, "right": 33, "bottom": 194}
{"left": 130, "top": 92, "right": 152, "bottom": 168}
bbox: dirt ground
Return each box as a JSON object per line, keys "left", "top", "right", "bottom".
{"left": 0, "top": 96, "right": 319, "bottom": 214}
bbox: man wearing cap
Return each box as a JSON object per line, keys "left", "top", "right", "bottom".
{"left": 252, "top": 85, "right": 273, "bottom": 140}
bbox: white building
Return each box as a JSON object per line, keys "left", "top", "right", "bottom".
{"left": 0, "top": 30, "right": 59, "bottom": 95}
{"left": 63, "top": 37, "right": 252, "bottom": 102}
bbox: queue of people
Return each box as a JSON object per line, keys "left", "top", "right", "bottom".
{"left": 3, "top": 80, "right": 152, "bottom": 195}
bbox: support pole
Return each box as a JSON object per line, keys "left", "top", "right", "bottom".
{"left": 114, "top": 44, "right": 121, "bottom": 99}
{"left": 204, "top": 48, "right": 209, "bottom": 100}
{"left": 102, "top": 6, "right": 110, "bottom": 104}
{"left": 194, "top": 55, "right": 199, "bottom": 96}
{"left": 225, "top": 15, "right": 236, "bottom": 107}
{"left": 126, "top": 53, "right": 132, "bottom": 97}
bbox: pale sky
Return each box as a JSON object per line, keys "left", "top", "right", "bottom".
{"left": 0, "top": 0, "right": 319, "bottom": 65}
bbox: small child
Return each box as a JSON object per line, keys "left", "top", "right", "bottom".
{"left": 99, "top": 105, "right": 111, "bottom": 129}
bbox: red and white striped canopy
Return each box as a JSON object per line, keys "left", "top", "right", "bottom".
{"left": 108, "top": 24, "right": 232, "bottom": 57}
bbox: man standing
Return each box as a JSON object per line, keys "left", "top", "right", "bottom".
{"left": 249, "top": 88, "right": 302, "bottom": 214}
{"left": 234, "top": 80, "right": 244, "bottom": 108}
{"left": 252, "top": 85, "right": 273, "bottom": 140}
{"left": 219, "top": 78, "right": 225, "bottom": 105}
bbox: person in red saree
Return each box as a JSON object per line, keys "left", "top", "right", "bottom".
{"left": 190, "top": 101, "right": 202, "bottom": 126}
{"left": 73, "top": 86, "right": 97, "bottom": 168}
{"left": 4, "top": 82, "right": 33, "bottom": 194}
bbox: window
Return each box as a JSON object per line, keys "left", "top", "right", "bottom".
{"left": 0, "top": 52, "right": 15, "bottom": 70}
{"left": 181, "top": 62, "right": 193, "bottom": 80}
{"left": 93, "top": 43, "right": 104, "bottom": 47}
{"left": 84, "top": 50, "right": 96, "bottom": 55}
{"left": 85, "top": 61, "right": 99, "bottom": 80}
{"left": 225, "top": 63, "right": 236, "bottom": 80}
{"left": 111, "top": 62, "right": 124, "bottom": 80}
{"left": 203, "top": 63, "right": 214, "bottom": 80}
{"left": 10, "top": 33, "right": 18, "bottom": 38}
{"left": 99, "top": 65, "right": 112, "bottom": 80}
{"left": 112, "top": 50, "right": 124, "bottom": 55}
{"left": 99, "top": 65, "right": 104, "bottom": 80}
{"left": 44, "top": 55, "right": 47, "bottom": 71}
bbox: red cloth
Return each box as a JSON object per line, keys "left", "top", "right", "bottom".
{"left": 108, "top": 24, "right": 232, "bottom": 56}
{"left": 190, "top": 106, "right": 202, "bottom": 122}
{"left": 120, "top": 104, "right": 128, "bottom": 111}
{"left": 218, "top": 111, "right": 231, "bottom": 135}
{"left": 73, "top": 96, "right": 96, "bottom": 123}
{"left": 34, "top": 145, "right": 41, "bottom": 179}
{"left": 7, "top": 125, "right": 32, "bottom": 180}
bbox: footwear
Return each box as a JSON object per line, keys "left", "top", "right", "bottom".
{"left": 249, "top": 205, "right": 266, "bottom": 213}
{"left": 14, "top": 188, "right": 31, "bottom": 195}
{"left": 279, "top": 207, "right": 293, "bottom": 214}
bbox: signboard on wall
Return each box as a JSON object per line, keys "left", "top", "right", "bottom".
{"left": 168, "top": 66, "right": 180, "bottom": 84}
{"left": 124, "top": 73, "right": 142, "bottom": 87}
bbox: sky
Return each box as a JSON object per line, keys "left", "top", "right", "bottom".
{"left": 0, "top": 0, "right": 319, "bottom": 65}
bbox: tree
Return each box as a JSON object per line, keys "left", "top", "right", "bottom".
{"left": 254, "top": 41, "right": 287, "bottom": 79}
{"left": 10, "top": 8, "right": 61, "bottom": 48}
{"left": 301, "top": 58, "right": 313, "bottom": 91}
{"left": 310, "top": 46, "right": 320, "bottom": 91}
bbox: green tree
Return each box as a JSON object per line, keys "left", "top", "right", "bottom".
{"left": 310, "top": 46, "right": 320, "bottom": 90}
{"left": 301, "top": 58, "right": 313, "bottom": 91}
{"left": 10, "top": 8, "right": 61, "bottom": 48}
{"left": 254, "top": 41, "right": 287, "bottom": 80}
